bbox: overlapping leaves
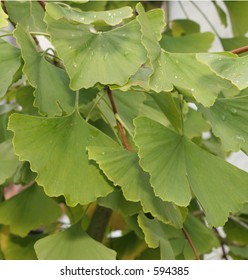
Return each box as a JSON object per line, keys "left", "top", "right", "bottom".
{"left": 14, "top": 25, "right": 75, "bottom": 116}
{"left": 134, "top": 117, "right": 248, "bottom": 227}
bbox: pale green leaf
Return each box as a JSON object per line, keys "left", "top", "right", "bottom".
{"left": 171, "top": 19, "right": 200, "bottom": 36}
{"left": 8, "top": 111, "right": 113, "bottom": 206}
{"left": 161, "top": 32, "right": 215, "bottom": 53}
{"left": 34, "top": 222, "right": 116, "bottom": 260}
{"left": 138, "top": 213, "right": 181, "bottom": 259}
{"left": 134, "top": 117, "right": 248, "bottom": 227}
{"left": 46, "top": 2, "right": 133, "bottom": 26}
{"left": 197, "top": 53, "right": 248, "bottom": 91}
{"left": 5, "top": 1, "right": 46, "bottom": 32}
{"left": 0, "top": 39, "right": 21, "bottom": 98}
{"left": 0, "top": 5, "right": 8, "bottom": 28}
{"left": 45, "top": 15, "right": 147, "bottom": 89}
{"left": 0, "top": 184, "right": 61, "bottom": 237}
{"left": 200, "top": 93, "right": 248, "bottom": 153}
{"left": 212, "top": 1, "right": 227, "bottom": 27}
{"left": 14, "top": 25, "right": 75, "bottom": 116}
{"left": 0, "top": 139, "right": 19, "bottom": 185}
{"left": 225, "top": 1, "right": 248, "bottom": 37}
{"left": 155, "top": 52, "right": 234, "bottom": 106}
{"left": 87, "top": 136, "right": 187, "bottom": 228}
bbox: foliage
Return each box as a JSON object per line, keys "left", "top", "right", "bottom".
{"left": 0, "top": 0, "right": 248, "bottom": 260}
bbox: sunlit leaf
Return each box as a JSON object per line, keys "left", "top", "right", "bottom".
{"left": 87, "top": 136, "right": 187, "bottom": 228}
{"left": 0, "top": 5, "right": 8, "bottom": 28}
{"left": 0, "top": 184, "right": 61, "bottom": 236}
{"left": 5, "top": 1, "right": 46, "bottom": 32}
{"left": 14, "top": 25, "right": 75, "bottom": 116}
{"left": 8, "top": 111, "right": 113, "bottom": 206}
{"left": 34, "top": 222, "right": 116, "bottom": 260}
{"left": 46, "top": 2, "right": 133, "bottom": 26}
{"left": 200, "top": 92, "right": 248, "bottom": 153}
{"left": 0, "top": 139, "right": 19, "bottom": 185}
{"left": 0, "top": 38, "right": 21, "bottom": 98}
{"left": 134, "top": 117, "right": 248, "bottom": 227}
{"left": 171, "top": 19, "right": 200, "bottom": 36}
{"left": 45, "top": 14, "right": 147, "bottom": 89}
{"left": 197, "top": 53, "right": 248, "bottom": 90}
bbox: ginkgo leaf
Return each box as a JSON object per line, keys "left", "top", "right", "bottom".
{"left": 197, "top": 53, "right": 248, "bottom": 90}
{"left": 13, "top": 25, "right": 75, "bottom": 117}
{"left": 5, "top": 1, "right": 46, "bottom": 32}
{"left": 0, "top": 5, "right": 8, "bottom": 28}
{"left": 34, "top": 222, "right": 116, "bottom": 260}
{"left": 8, "top": 111, "right": 113, "bottom": 206}
{"left": 0, "top": 39, "right": 21, "bottom": 98}
{"left": 46, "top": 2, "right": 133, "bottom": 26}
{"left": 0, "top": 184, "right": 61, "bottom": 237}
{"left": 134, "top": 117, "right": 248, "bottom": 227}
{"left": 45, "top": 14, "right": 147, "bottom": 89}
{"left": 87, "top": 137, "right": 187, "bottom": 228}
{"left": 200, "top": 92, "right": 248, "bottom": 154}
{"left": 0, "top": 140, "right": 19, "bottom": 185}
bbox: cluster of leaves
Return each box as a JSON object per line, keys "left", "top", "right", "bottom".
{"left": 0, "top": 0, "right": 248, "bottom": 260}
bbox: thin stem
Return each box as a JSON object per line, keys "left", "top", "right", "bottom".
{"left": 106, "top": 87, "right": 132, "bottom": 151}
{"left": 85, "top": 90, "right": 107, "bottom": 122}
{"left": 182, "top": 227, "right": 201, "bottom": 260}
{"left": 75, "top": 90, "right": 80, "bottom": 109}
{"left": 38, "top": 0, "right": 46, "bottom": 10}
{"left": 190, "top": 1, "right": 221, "bottom": 39}
{"left": 229, "top": 216, "right": 248, "bottom": 231}
{"left": 213, "top": 228, "right": 229, "bottom": 260}
{"left": 0, "top": 33, "right": 13, "bottom": 38}
{"left": 231, "top": 45, "right": 248, "bottom": 55}
{"left": 30, "top": 31, "right": 50, "bottom": 37}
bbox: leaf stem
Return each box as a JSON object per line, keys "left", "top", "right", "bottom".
{"left": 182, "top": 227, "right": 201, "bottom": 260}
{"left": 106, "top": 87, "right": 132, "bottom": 151}
{"left": 0, "top": 33, "right": 13, "bottom": 38}
{"left": 75, "top": 90, "right": 80, "bottom": 109}
{"left": 38, "top": 0, "right": 46, "bottom": 10}
{"left": 231, "top": 45, "right": 248, "bottom": 55}
{"left": 85, "top": 89, "right": 106, "bottom": 122}
{"left": 30, "top": 31, "right": 50, "bottom": 37}
{"left": 213, "top": 227, "right": 229, "bottom": 260}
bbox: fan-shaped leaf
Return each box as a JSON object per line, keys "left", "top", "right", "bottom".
{"left": 34, "top": 222, "right": 116, "bottom": 260}
{"left": 46, "top": 2, "right": 133, "bottom": 26}
{"left": 200, "top": 92, "right": 248, "bottom": 153}
{"left": 87, "top": 137, "right": 187, "bottom": 228}
{"left": 8, "top": 111, "right": 113, "bottom": 206}
{"left": 13, "top": 25, "right": 75, "bottom": 116}
{"left": 0, "top": 5, "right": 8, "bottom": 28}
{"left": 134, "top": 117, "right": 248, "bottom": 227}
{"left": 197, "top": 53, "right": 248, "bottom": 90}
{"left": 0, "top": 185, "right": 61, "bottom": 237}
{"left": 0, "top": 39, "right": 21, "bottom": 98}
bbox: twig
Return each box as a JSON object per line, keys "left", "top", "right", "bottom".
{"left": 182, "top": 227, "right": 201, "bottom": 260}
{"left": 231, "top": 45, "right": 248, "bottom": 55}
{"left": 106, "top": 87, "right": 132, "bottom": 151}
{"left": 213, "top": 228, "right": 229, "bottom": 260}
{"left": 38, "top": 0, "right": 46, "bottom": 10}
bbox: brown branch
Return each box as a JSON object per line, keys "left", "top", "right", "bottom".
{"left": 182, "top": 227, "right": 201, "bottom": 260}
{"left": 106, "top": 87, "right": 132, "bottom": 151}
{"left": 231, "top": 45, "right": 248, "bottom": 55}
{"left": 38, "top": 0, "right": 46, "bottom": 10}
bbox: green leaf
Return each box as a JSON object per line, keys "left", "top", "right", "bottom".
{"left": 15, "top": 86, "right": 39, "bottom": 116}
{"left": 45, "top": 15, "right": 147, "bottom": 89}
{"left": 161, "top": 33, "right": 215, "bottom": 53}
{"left": 0, "top": 184, "right": 61, "bottom": 237}
{"left": 171, "top": 19, "right": 200, "bottom": 36}
{"left": 197, "top": 53, "right": 248, "bottom": 91}
{"left": 34, "top": 222, "right": 116, "bottom": 260}
{"left": 8, "top": 111, "right": 113, "bottom": 206}
{"left": 14, "top": 25, "right": 75, "bottom": 116}
{"left": 221, "top": 37, "right": 248, "bottom": 53}
{"left": 87, "top": 136, "right": 187, "bottom": 228}
{"left": 134, "top": 117, "right": 248, "bottom": 227}
{"left": 5, "top": 1, "right": 46, "bottom": 32}
{"left": 229, "top": 245, "right": 248, "bottom": 259}
{"left": 0, "top": 39, "right": 21, "bottom": 98}
{"left": 0, "top": 231, "right": 41, "bottom": 260}
{"left": 0, "top": 139, "right": 19, "bottom": 185}
{"left": 138, "top": 213, "right": 180, "bottom": 260}
{"left": 224, "top": 218, "right": 248, "bottom": 245}
{"left": 212, "top": 1, "right": 227, "bottom": 27}
{"left": 46, "top": 2, "right": 133, "bottom": 26}
{"left": 225, "top": 1, "right": 248, "bottom": 37}
{"left": 200, "top": 92, "right": 248, "bottom": 153}
{"left": 0, "top": 5, "right": 8, "bottom": 28}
